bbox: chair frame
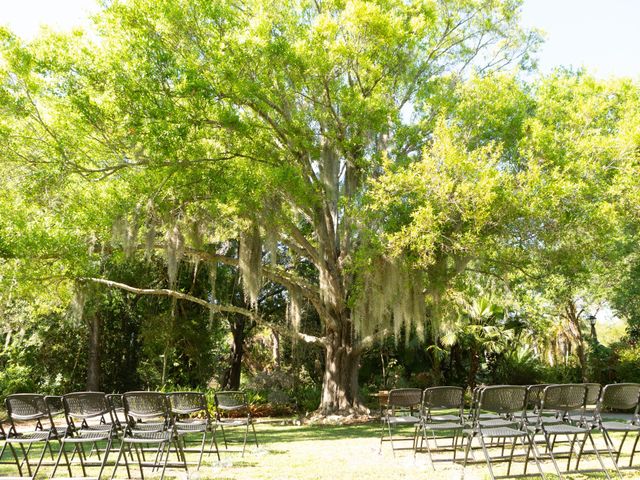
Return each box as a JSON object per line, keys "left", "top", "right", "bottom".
{"left": 463, "top": 385, "right": 544, "bottom": 480}
{"left": 111, "top": 391, "right": 187, "bottom": 480}
{"left": 50, "top": 391, "right": 118, "bottom": 480}
{"left": 379, "top": 388, "right": 422, "bottom": 455}
{"left": 416, "top": 386, "right": 465, "bottom": 467}
{"left": 214, "top": 391, "right": 258, "bottom": 457}
{"left": 168, "top": 391, "right": 220, "bottom": 468}
{"left": 534, "top": 383, "right": 612, "bottom": 479}
{"left": 3, "top": 393, "right": 61, "bottom": 480}
{"left": 595, "top": 383, "right": 640, "bottom": 476}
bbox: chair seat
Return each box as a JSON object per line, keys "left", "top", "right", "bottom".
{"left": 479, "top": 418, "right": 516, "bottom": 428}
{"left": 386, "top": 415, "right": 420, "bottom": 425}
{"left": 6, "top": 431, "right": 52, "bottom": 442}
{"left": 218, "top": 418, "right": 252, "bottom": 427}
{"left": 480, "top": 427, "right": 528, "bottom": 438}
{"left": 422, "top": 421, "right": 463, "bottom": 431}
{"left": 63, "top": 430, "right": 112, "bottom": 443}
{"left": 600, "top": 421, "right": 640, "bottom": 432}
{"left": 124, "top": 431, "right": 172, "bottom": 442}
{"left": 428, "top": 414, "right": 462, "bottom": 422}
{"left": 175, "top": 421, "right": 208, "bottom": 433}
{"left": 542, "top": 423, "right": 588, "bottom": 435}
{"left": 478, "top": 413, "right": 502, "bottom": 420}
{"left": 130, "top": 422, "right": 166, "bottom": 431}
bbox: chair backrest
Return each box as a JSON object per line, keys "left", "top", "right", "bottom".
{"left": 541, "top": 384, "right": 586, "bottom": 414}
{"left": 477, "top": 385, "right": 527, "bottom": 418}
{"left": 583, "top": 383, "right": 602, "bottom": 406}
{"left": 387, "top": 388, "right": 422, "bottom": 409}
{"left": 123, "top": 391, "right": 169, "bottom": 422}
{"left": 45, "top": 396, "right": 65, "bottom": 416}
{"left": 63, "top": 392, "right": 114, "bottom": 430}
{"left": 525, "top": 384, "right": 548, "bottom": 411}
{"left": 422, "top": 386, "right": 464, "bottom": 422}
{"left": 168, "top": 392, "right": 209, "bottom": 418}
{"left": 598, "top": 383, "right": 640, "bottom": 412}
{"left": 214, "top": 391, "right": 249, "bottom": 413}
{"left": 5, "top": 394, "right": 56, "bottom": 433}
{"left": 107, "top": 394, "right": 124, "bottom": 412}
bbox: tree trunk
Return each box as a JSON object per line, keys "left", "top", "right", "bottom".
{"left": 227, "top": 316, "right": 245, "bottom": 390}
{"left": 86, "top": 312, "right": 101, "bottom": 391}
{"left": 565, "top": 301, "right": 587, "bottom": 382}
{"left": 467, "top": 347, "right": 479, "bottom": 391}
{"left": 319, "top": 322, "right": 364, "bottom": 414}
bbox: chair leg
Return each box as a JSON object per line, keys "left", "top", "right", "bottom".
{"left": 588, "top": 431, "right": 611, "bottom": 480}
{"left": 618, "top": 431, "right": 629, "bottom": 463}
{"left": 422, "top": 427, "right": 435, "bottom": 468}
{"left": 220, "top": 425, "right": 228, "bottom": 449}
{"left": 241, "top": 422, "right": 249, "bottom": 457}
{"left": 600, "top": 429, "right": 621, "bottom": 478}
{"left": 159, "top": 442, "right": 170, "bottom": 480}
{"left": 463, "top": 433, "right": 473, "bottom": 468}
{"left": 630, "top": 431, "right": 640, "bottom": 467}
{"left": 97, "top": 437, "right": 113, "bottom": 480}
{"left": 133, "top": 443, "right": 145, "bottom": 480}
{"left": 478, "top": 435, "right": 497, "bottom": 480}
{"left": 50, "top": 440, "right": 65, "bottom": 479}
{"left": 197, "top": 432, "right": 206, "bottom": 469}
{"left": 506, "top": 436, "right": 518, "bottom": 476}
{"left": 30, "top": 440, "right": 50, "bottom": 480}
{"left": 208, "top": 426, "right": 221, "bottom": 461}
{"left": 8, "top": 443, "right": 24, "bottom": 477}
{"left": 251, "top": 421, "right": 258, "bottom": 447}
{"left": 543, "top": 432, "right": 564, "bottom": 480}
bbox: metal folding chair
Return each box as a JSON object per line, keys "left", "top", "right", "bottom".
{"left": 379, "top": 388, "right": 422, "bottom": 455}
{"left": 4, "top": 394, "right": 61, "bottom": 480}
{"left": 110, "top": 391, "right": 187, "bottom": 480}
{"left": 214, "top": 391, "right": 258, "bottom": 457}
{"left": 168, "top": 391, "right": 219, "bottom": 468}
{"left": 463, "top": 385, "right": 544, "bottom": 480}
{"left": 50, "top": 391, "right": 118, "bottom": 480}
{"left": 595, "top": 383, "right": 640, "bottom": 476}
{"left": 535, "top": 383, "right": 611, "bottom": 479}
{"left": 416, "top": 386, "right": 465, "bottom": 466}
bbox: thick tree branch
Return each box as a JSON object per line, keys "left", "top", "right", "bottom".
{"left": 81, "top": 277, "right": 256, "bottom": 319}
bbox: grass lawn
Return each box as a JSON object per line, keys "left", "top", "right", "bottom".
{"left": 1, "top": 420, "right": 638, "bottom": 479}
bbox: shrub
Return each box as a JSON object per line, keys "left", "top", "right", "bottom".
{"left": 614, "top": 343, "right": 640, "bottom": 383}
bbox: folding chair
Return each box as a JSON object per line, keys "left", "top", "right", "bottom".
{"left": 463, "top": 385, "right": 544, "bottom": 480}
{"left": 535, "top": 383, "right": 611, "bottom": 479}
{"left": 168, "top": 391, "right": 219, "bottom": 468}
{"left": 416, "top": 386, "right": 465, "bottom": 467}
{"left": 595, "top": 383, "right": 640, "bottom": 475}
{"left": 111, "top": 391, "right": 187, "bottom": 480}
{"left": 50, "top": 392, "right": 118, "bottom": 480}
{"left": 214, "top": 391, "right": 258, "bottom": 457}
{"left": 4, "top": 394, "right": 61, "bottom": 480}
{"left": 379, "top": 388, "right": 421, "bottom": 455}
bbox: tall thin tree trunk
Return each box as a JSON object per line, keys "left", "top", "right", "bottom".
{"left": 565, "top": 301, "right": 587, "bottom": 381}
{"left": 228, "top": 316, "right": 245, "bottom": 390}
{"left": 86, "top": 313, "right": 101, "bottom": 391}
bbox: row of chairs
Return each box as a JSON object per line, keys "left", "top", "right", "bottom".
{"left": 0, "top": 390, "right": 258, "bottom": 480}
{"left": 381, "top": 382, "right": 640, "bottom": 479}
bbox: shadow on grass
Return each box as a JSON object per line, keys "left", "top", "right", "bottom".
{"left": 255, "top": 421, "right": 383, "bottom": 444}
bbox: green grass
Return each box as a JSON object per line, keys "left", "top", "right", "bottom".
{"left": 0, "top": 421, "right": 638, "bottom": 479}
